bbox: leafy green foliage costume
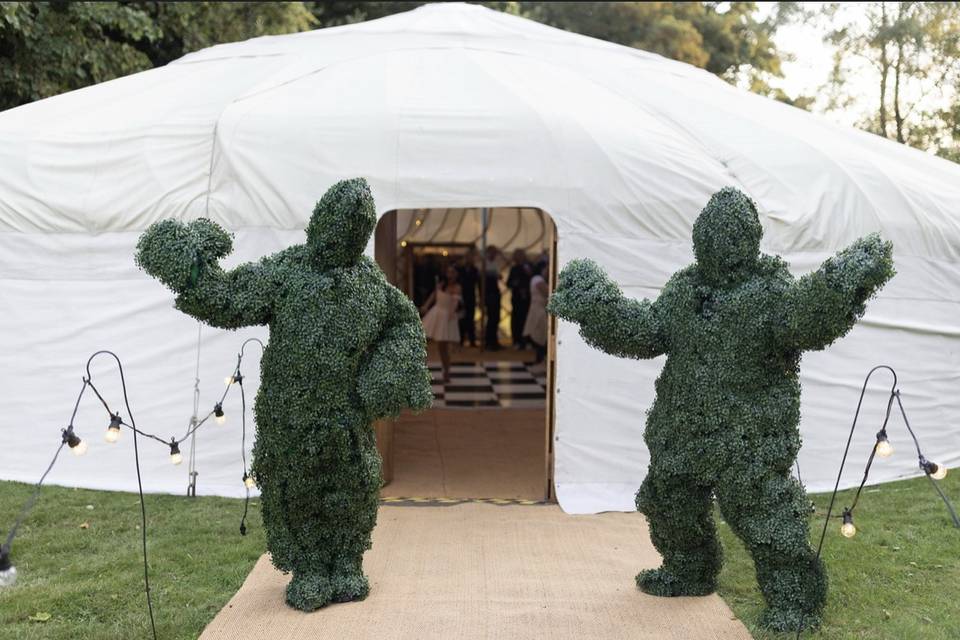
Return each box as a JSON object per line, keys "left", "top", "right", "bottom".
{"left": 548, "top": 187, "right": 894, "bottom": 631}
{"left": 136, "top": 178, "right": 433, "bottom": 611}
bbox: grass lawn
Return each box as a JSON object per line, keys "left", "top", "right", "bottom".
{"left": 0, "top": 482, "right": 265, "bottom": 640}
{"left": 1, "top": 474, "right": 957, "bottom": 639}
{"left": 718, "top": 473, "right": 960, "bottom": 639}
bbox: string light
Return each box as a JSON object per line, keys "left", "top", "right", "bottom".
{"left": 840, "top": 509, "right": 856, "bottom": 538}
{"left": 874, "top": 429, "right": 893, "bottom": 458}
{"left": 63, "top": 426, "right": 87, "bottom": 456}
{"left": 169, "top": 440, "right": 182, "bottom": 466}
{"left": 921, "top": 457, "right": 948, "bottom": 481}
{"left": 2, "top": 342, "right": 263, "bottom": 635}
{"left": 803, "top": 366, "right": 960, "bottom": 640}
{"left": 0, "top": 548, "right": 15, "bottom": 588}
{"left": 415, "top": 219, "right": 422, "bottom": 226}
{"left": 105, "top": 413, "right": 122, "bottom": 443}
{"left": 400, "top": 240, "right": 408, "bottom": 248}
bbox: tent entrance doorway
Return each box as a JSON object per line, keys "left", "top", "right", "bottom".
{"left": 374, "top": 207, "right": 557, "bottom": 502}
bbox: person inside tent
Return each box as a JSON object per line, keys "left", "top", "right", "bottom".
{"left": 523, "top": 262, "right": 549, "bottom": 364}
{"left": 507, "top": 249, "right": 532, "bottom": 349}
{"left": 483, "top": 245, "right": 506, "bottom": 350}
{"left": 420, "top": 265, "right": 463, "bottom": 383}
{"left": 456, "top": 247, "right": 480, "bottom": 348}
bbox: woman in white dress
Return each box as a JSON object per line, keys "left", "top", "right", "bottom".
{"left": 420, "top": 265, "right": 463, "bottom": 383}
{"left": 523, "top": 262, "right": 549, "bottom": 364}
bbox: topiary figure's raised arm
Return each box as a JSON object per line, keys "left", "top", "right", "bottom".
{"left": 357, "top": 283, "right": 434, "bottom": 419}
{"left": 778, "top": 233, "right": 894, "bottom": 352}
{"left": 135, "top": 218, "right": 276, "bottom": 329}
{"left": 548, "top": 258, "right": 666, "bottom": 359}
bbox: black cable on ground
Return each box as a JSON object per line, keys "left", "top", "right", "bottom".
{"left": 86, "top": 350, "right": 158, "bottom": 640}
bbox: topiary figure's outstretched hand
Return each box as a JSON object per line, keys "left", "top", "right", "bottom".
{"left": 779, "top": 232, "right": 894, "bottom": 352}
{"left": 547, "top": 258, "right": 617, "bottom": 323}
{"left": 821, "top": 233, "right": 894, "bottom": 295}
{"left": 136, "top": 218, "right": 276, "bottom": 329}
{"left": 548, "top": 258, "right": 666, "bottom": 360}
{"left": 135, "top": 218, "right": 233, "bottom": 293}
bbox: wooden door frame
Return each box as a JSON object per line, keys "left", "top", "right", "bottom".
{"left": 373, "top": 208, "right": 559, "bottom": 503}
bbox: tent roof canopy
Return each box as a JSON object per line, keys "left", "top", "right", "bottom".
{"left": 0, "top": 2, "right": 958, "bottom": 262}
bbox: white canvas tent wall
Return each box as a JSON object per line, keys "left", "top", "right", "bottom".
{"left": 1, "top": 3, "right": 959, "bottom": 514}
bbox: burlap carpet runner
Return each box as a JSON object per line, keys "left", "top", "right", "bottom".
{"left": 201, "top": 503, "right": 751, "bottom": 639}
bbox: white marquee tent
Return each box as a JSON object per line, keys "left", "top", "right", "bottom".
{"left": 1, "top": 3, "right": 959, "bottom": 514}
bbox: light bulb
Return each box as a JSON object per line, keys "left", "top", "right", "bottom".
{"left": 0, "top": 552, "right": 16, "bottom": 588}
{"left": 214, "top": 402, "right": 226, "bottom": 425}
{"left": 225, "top": 376, "right": 234, "bottom": 386}
{"left": 105, "top": 414, "right": 122, "bottom": 443}
{"left": 216, "top": 414, "right": 226, "bottom": 426}
{"left": 840, "top": 510, "right": 856, "bottom": 538}
{"left": 243, "top": 474, "right": 255, "bottom": 489}
{"left": 169, "top": 440, "right": 182, "bottom": 465}
{"left": 63, "top": 427, "right": 86, "bottom": 456}
{"left": 0, "top": 565, "right": 16, "bottom": 588}
{"left": 875, "top": 438, "right": 894, "bottom": 458}
{"left": 400, "top": 240, "right": 408, "bottom": 248}
{"left": 921, "top": 458, "right": 948, "bottom": 480}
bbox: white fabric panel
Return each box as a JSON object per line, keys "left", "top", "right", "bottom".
{"left": 1, "top": 3, "right": 959, "bottom": 513}
{"left": 0, "top": 230, "right": 300, "bottom": 497}
{"left": 554, "top": 232, "right": 960, "bottom": 512}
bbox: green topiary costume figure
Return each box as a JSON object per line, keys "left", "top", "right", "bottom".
{"left": 548, "top": 187, "right": 894, "bottom": 631}
{"left": 135, "top": 178, "right": 433, "bottom": 612}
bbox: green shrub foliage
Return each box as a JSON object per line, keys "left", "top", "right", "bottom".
{"left": 548, "top": 187, "right": 894, "bottom": 632}
{"left": 135, "top": 178, "right": 433, "bottom": 611}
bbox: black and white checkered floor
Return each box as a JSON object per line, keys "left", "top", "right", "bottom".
{"left": 429, "top": 361, "right": 547, "bottom": 409}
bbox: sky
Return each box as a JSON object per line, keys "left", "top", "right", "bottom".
{"left": 762, "top": 2, "right": 877, "bottom": 126}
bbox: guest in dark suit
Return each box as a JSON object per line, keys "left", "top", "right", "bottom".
{"left": 456, "top": 247, "right": 480, "bottom": 347}
{"left": 483, "top": 245, "right": 504, "bottom": 350}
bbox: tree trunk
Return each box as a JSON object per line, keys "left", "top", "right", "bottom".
{"left": 893, "top": 3, "right": 906, "bottom": 143}
{"left": 879, "top": 2, "right": 890, "bottom": 136}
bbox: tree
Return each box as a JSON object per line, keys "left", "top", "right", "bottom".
{"left": 0, "top": 2, "right": 314, "bottom": 110}
{"left": 1, "top": 2, "right": 799, "bottom": 111}
{"left": 824, "top": 2, "right": 960, "bottom": 160}
{"left": 308, "top": 1, "right": 805, "bottom": 104}
{"left": 521, "top": 2, "right": 791, "bottom": 81}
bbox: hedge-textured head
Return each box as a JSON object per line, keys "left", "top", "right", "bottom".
{"left": 692, "top": 187, "right": 762, "bottom": 284}
{"left": 307, "top": 178, "right": 377, "bottom": 269}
